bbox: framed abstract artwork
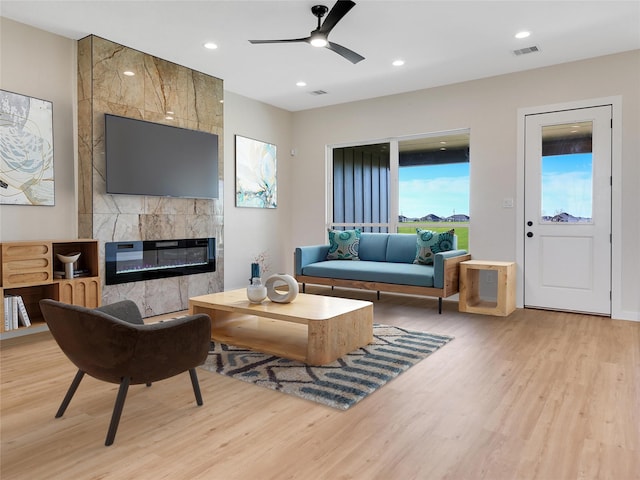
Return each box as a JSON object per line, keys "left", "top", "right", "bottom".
{"left": 235, "top": 134, "right": 277, "bottom": 208}
{"left": 0, "top": 90, "right": 55, "bottom": 205}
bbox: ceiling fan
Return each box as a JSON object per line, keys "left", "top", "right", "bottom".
{"left": 249, "top": 0, "right": 365, "bottom": 64}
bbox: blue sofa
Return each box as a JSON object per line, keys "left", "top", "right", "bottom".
{"left": 294, "top": 232, "right": 471, "bottom": 313}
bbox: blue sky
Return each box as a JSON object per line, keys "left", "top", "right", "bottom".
{"left": 398, "top": 153, "right": 592, "bottom": 220}
{"left": 399, "top": 163, "right": 470, "bottom": 218}
{"left": 541, "top": 153, "right": 593, "bottom": 218}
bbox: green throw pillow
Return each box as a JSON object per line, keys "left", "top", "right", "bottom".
{"left": 327, "top": 229, "right": 361, "bottom": 260}
{"left": 414, "top": 228, "right": 455, "bottom": 265}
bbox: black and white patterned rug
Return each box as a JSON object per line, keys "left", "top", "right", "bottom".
{"left": 199, "top": 324, "right": 453, "bottom": 410}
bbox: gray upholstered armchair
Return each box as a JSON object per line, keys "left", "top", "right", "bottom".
{"left": 39, "top": 299, "right": 211, "bottom": 446}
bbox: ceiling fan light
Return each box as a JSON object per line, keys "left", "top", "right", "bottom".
{"left": 310, "top": 32, "right": 328, "bottom": 47}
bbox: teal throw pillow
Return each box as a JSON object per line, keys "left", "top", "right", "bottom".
{"left": 414, "top": 228, "right": 455, "bottom": 265}
{"left": 327, "top": 229, "right": 361, "bottom": 260}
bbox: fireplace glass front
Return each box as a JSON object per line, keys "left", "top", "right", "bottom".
{"left": 105, "top": 238, "right": 215, "bottom": 285}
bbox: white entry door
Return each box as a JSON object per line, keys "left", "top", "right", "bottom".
{"left": 524, "top": 105, "right": 612, "bottom": 315}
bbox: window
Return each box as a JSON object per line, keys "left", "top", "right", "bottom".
{"left": 329, "top": 131, "right": 470, "bottom": 250}
{"left": 540, "top": 121, "right": 593, "bottom": 223}
{"left": 331, "top": 143, "right": 389, "bottom": 232}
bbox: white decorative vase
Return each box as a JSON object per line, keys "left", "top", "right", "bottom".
{"left": 265, "top": 274, "right": 299, "bottom": 303}
{"left": 56, "top": 252, "right": 81, "bottom": 279}
{"left": 247, "top": 277, "right": 268, "bottom": 303}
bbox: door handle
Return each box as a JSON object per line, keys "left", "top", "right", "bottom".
{"left": 527, "top": 232, "right": 534, "bottom": 238}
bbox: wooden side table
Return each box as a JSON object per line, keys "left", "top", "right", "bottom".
{"left": 459, "top": 260, "right": 516, "bottom": 316}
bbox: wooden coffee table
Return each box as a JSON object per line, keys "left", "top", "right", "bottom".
{"left": 189, "top": 289, "right": 373, "bottom": 365}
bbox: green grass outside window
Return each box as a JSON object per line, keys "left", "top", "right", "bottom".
{"left": 397, "top": 224, "right": 469, "bottom": 251}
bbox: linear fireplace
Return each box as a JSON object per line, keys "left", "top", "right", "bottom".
{"left": 105, "top": 238, "right": 215, "bottom": 285}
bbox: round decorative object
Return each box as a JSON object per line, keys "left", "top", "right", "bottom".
{"left": 265, "top": 274, "right": 299, "bottom": 303}
{"left": 246, "top": 277, "right": 268, "bottom": 303}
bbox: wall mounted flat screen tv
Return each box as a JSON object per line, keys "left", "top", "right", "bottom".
{"left": 105, "top": 114, "right": 219, "bottom": 199}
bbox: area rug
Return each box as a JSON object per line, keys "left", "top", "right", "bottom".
{"left": 199, "top": 324, "right": 453, "bottom": 410}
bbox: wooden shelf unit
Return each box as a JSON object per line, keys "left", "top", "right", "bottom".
{"left": 458, "top": 260, "right": 516, "bottom": 317}
{"left": 1, "top": 239, "right": 101, "bottom": 338}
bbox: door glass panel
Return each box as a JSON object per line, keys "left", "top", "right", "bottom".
{"left": 540, "top": 121, "right": 593, "bottom": 223}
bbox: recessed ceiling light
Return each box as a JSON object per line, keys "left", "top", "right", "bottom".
{"left": 392, "top": 59, "right": 405, "bottom": 67}
{"left": 165, "top": 116, "right": 174, "bottom": 120}
{"left": 515, "top": 31, "right": 531, "bottom": 39}
{"left": 123, "top": 71, "right": 135, "bottom": 76}
{"left": 296, "top": 81, "right": 307, "bottom": 87}
{"left": 203, "top": 42, "right": 218, "bottom": 50}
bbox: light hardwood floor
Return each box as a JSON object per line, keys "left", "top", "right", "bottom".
{"left": 1, "top": 287, "right": 638, "bottom": 480}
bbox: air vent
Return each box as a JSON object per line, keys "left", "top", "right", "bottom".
{"left": 513, "top": 45, "right": 540, "bottom": 56}
{"left": 309, "top": 90, "right": 328, "bottom": 96}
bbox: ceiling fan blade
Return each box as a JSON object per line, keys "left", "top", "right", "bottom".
{"left": 326, "top": 41, "right": 364, "bottom": 64}
{"left": 249, "top": 37, "right": 310, "bottom": 44}
{"left": 319, "top": 0, "right": 356, "bottom": 35}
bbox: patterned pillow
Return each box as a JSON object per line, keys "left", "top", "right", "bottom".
{"left": 414, "top": 228, "right": 455, "bottom": 265}
{"left": 327, "top": 229, "right": 361, "bottom": 260}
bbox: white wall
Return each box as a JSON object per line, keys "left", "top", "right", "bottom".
{"left": 222, "top": 91, "right": 293, "bottom": 289}
{"left": 2, "top": 18, "right": 637, "bottom": 320}
{"left": 0, "top": 18, "right": 296, "bottom": 293}
{"left": 289, "top": 50, "right": 640, "bottom": 321}
{"left": 0, "top": 18, "right": 77, "bottom": 241}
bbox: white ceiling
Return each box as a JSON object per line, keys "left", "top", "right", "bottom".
{"left": 2, "top": 0, "right": 639, "bottom": 112}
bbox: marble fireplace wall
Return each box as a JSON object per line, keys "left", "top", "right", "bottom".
{"left": 77, "top": 35, "right": 224, "bottom": 316}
